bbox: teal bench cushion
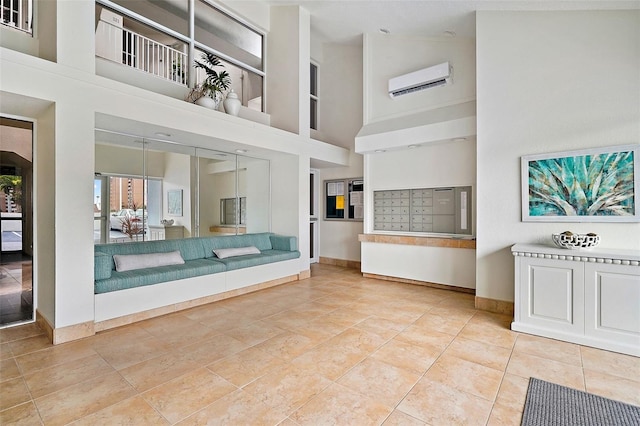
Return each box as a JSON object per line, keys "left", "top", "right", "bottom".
{"left": 94, "top": 252, "right": 112, "bottom": 280}
{"left": 95, "top": 238, "right": 206, "bottom": 271}
{"left": 199, "top": 233, "right": 274, "bottom": 258}
{"left": 270, "top": 235, "right": 298, "bottom": 252}
{"left": 215, "top": 249, "right": 300, "bottom": 271}
{"left": 94, "top": 258, "right": 226, "bottom": 294}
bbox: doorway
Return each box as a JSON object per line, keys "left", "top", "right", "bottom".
{"left": 310, "top": 169, "right": 319, "bottom": 263}
{"left": 0, "top": 117, "right": 34, "bottom": 327}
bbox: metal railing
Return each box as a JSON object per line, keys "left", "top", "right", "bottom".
{"left": 96, "top": 19, "right": 188, "bottom": 86}
{"left": 121, "top": 27, "right": 187, "bottom": 85}
{"left": 1, "top": 0, "right": 32, "bottom": 33}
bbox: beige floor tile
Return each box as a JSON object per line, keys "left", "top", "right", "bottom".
{"left": 287, "top": 316, "right": 349, "bottom": 343}
{"left": 487, "top": 403, "right": 523, "bottom": 426}
{"left": 290, "top": 382, "right": 392, "bottom": 425}
{"left": 412, "top": 312, "right": 469, "bottom": 335}
{"left": 291, "top": 340, "right": 368, "bottom": 381}
{"left": 397, "top": 377, "right": 493, "bottom": 426}
{"left": 222, "top": 320, "right": 286, "bottom": 346}
{"left": 2, "top": 265, "right": 637, "bottom": 425}
{"left": 209, "top": 346, "right": 285, "bottom": 387}
{"left": 94, "top": 335, "right": 173, "bottom": 371}
{"left": 291, "top": 301, "right": 338, "bottom": 316}
{"left": 353, "top": 316, "right": 408, "bottom": 340}
{"left": 584, "top": 369, "right": 640, "bottom": 406}
{"left": 581, "top": 346, "right": 640, "bottom": 381}
{"left": 0, "top": 357, "right": 21, "bottom": 382}
{"left": 243, "top": 364, "right": 332, "bottom": 414}
{"left": 0, "top": 323, "right": 44, "bottom": 343}
{"left": 468, "top": 311, "right": 513, "bottom": 329}
{"left": 494, "top": 373, "right": 530, "bottom": 412}
{"left": 253, "top": 330, "right": 321, "bottom": 362}
{"left": 0, "top": 342, "right": 13, "bottom": 361}
{"left": 382, "top": 410, "right": 426, "bottom": 425}
{"left": 119, "top": 352, "right": 202, "bottom": 392}
{"left": 338, "top": 357, "right": 421, "bottom": 408}
{"left": 0, "top": 401, "right": 42, "bottom": 425}
{"left": 445, "top": 337, "right": 512, "bottom": 372}
{"left": 177, "top": 334, "right": 250, "bottom": 365}
{"left": 425, "top": 354, "right": 504, "bottom": 401}
{"left": 7, "top": 334, "right": 52, "bottom": 356}
{"left": 506, "top": 351, "right": 585, "bottom": 390}
{"left": 90, "top": 324, "right": 154, "bottom": 349}
{"left": 15, "top": 339, "right": 98, "bottom": 375}
{"left": 143, "top": 368, "right": 236, "bottom": 423}
{"left": 459, "top": 321, "right": 518, "bottom": 349}
{"left": 513, "top": 333, "right": 582, "bottom": 366}
{"left": 72, "top": 396, "right": 170, "bottom": 425}
{"left": 395, "top": 324, "right": 455, "bottom": 350}
{"left": 371, "top": 338, "right": 441, "bottom": 375}
{"left": 176, "top": 388, "right": 285, "bottom": 425}
{"left": 35, "top": 371, "right": 136, "bottom": 425}
{"left": 24, "top": 353, "right": 114, "bottom": 399}
{"left": 0, "top": 377, "right": 31, "bottom": 411}
{"left": 318, "top": 306, "right": 369, "bottom": 327}
{"left": 428, "top": 305, "right": 478, "bottom": 323}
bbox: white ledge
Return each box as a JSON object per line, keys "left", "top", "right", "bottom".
{"left": 511, "top": 243, "right": 640, "bottom": 266}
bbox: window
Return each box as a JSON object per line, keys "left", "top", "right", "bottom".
{"left": 310, "top": 63, "right": 318, "bottom": 130}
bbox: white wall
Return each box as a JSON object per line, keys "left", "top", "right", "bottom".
{"left": 476, "top": 10, "right": 640, "bottom": 303}
{"left": 314, "top": 42, "right": 365, "bottom": 262}
{"left": 364, "top": 33, "right": 475, "bottom": 124}
{"left": 35, "top": 104, "right": 55, "bottom": 326}
{"left": 266, "top": 6, "right": 310, "bottom": 136}
{"left": 163, "top": 152, "right": 192, "bottom": 235}
{"left": 319, "top": 151, "right": 363, "bottom": 262}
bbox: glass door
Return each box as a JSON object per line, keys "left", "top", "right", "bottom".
{"left": 0, "top": 117, "right": 34, "bottom": 327}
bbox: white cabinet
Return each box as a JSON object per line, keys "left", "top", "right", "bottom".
{"left": 512, "top": 244, "right": 640, "bottom": 357}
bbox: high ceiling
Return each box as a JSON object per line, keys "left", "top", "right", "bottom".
{"left": 262, "top": 0, "right": 639, "bottom": 44}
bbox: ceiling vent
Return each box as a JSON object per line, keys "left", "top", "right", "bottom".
{"left": 388, "top": 62, "right": 452, "bottom": 98}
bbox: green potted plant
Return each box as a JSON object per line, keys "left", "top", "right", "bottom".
{"left": 192, "top": 52, "right": 231, "bottom": 110}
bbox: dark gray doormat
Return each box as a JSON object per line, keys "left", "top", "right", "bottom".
{"left": 521, "top": 377, "right": 640, "bottom": 426}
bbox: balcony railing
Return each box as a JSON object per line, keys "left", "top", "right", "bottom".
{"left": 1, "top": 0, "right": 32, "bottom": 33}
{"left": 96, "top": 19, "right": 188, "bottom": 86}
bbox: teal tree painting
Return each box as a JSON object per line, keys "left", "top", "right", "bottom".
{"left": 522, "top": 145, "right": 639, "bottom": 222}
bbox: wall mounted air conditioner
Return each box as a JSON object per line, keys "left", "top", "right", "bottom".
{"left": 388, "top": 62, "right": 452, "bottom": 98}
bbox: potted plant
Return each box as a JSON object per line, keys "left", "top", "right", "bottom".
{"left": 192, "top": 52, "right": 231, "bottom": 110}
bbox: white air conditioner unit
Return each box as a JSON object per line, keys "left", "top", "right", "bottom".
{"left": 388, "top": 62, "right": 452, "bottom": 98}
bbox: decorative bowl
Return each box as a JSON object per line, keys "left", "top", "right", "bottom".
{"left": 552, "top": 232, "right": 600, "bottom": 249}
{"left": 161, "top": 219, "right": 174, "bottom": 226}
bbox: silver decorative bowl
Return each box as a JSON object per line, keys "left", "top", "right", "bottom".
{"left": 552, "top": 233, "right": 600, "bottom": 249}
{"left": 161, "top": 219, "right": 174, "bottom": 226}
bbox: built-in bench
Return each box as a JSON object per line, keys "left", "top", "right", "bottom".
{"left": 93, "top": 232, "right": 301, "bottom": 330}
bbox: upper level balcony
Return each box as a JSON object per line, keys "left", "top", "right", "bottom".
{"left": 94, "top": 1, "right": 266, "bottom": 121}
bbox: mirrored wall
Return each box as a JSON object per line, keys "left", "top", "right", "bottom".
{"left": 94, "top": 132, "right": 270, "bottom": 244}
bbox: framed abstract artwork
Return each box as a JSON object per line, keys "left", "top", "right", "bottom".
{"left": 522, "top": 144, "right": 639, "bottom": 222}
{"left": 167, "top": 189, "right": 183, "bottom": 216}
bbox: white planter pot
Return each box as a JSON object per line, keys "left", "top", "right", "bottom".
{"left": 223, "top": 89, "right": 241, "bottom": 116}
{"left": 195, "top": 94, "right": 220, "bottom": 110}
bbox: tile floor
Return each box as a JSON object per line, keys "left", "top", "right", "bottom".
{"left": 1, "top": 264, "right": 639, "bottom": 425}
{"left": 0, "top": 259, "right": 33, "bottom": 327}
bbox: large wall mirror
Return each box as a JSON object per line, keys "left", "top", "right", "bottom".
{"left": 94, "top": 131, "right": 270, "bottom": 243}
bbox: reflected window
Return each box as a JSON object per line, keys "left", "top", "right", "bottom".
{"left": 95, "top": 132, "right": 271, "bottom": 241}
{"left": 310, "top": 63, "right": 318, "bottom": 130}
